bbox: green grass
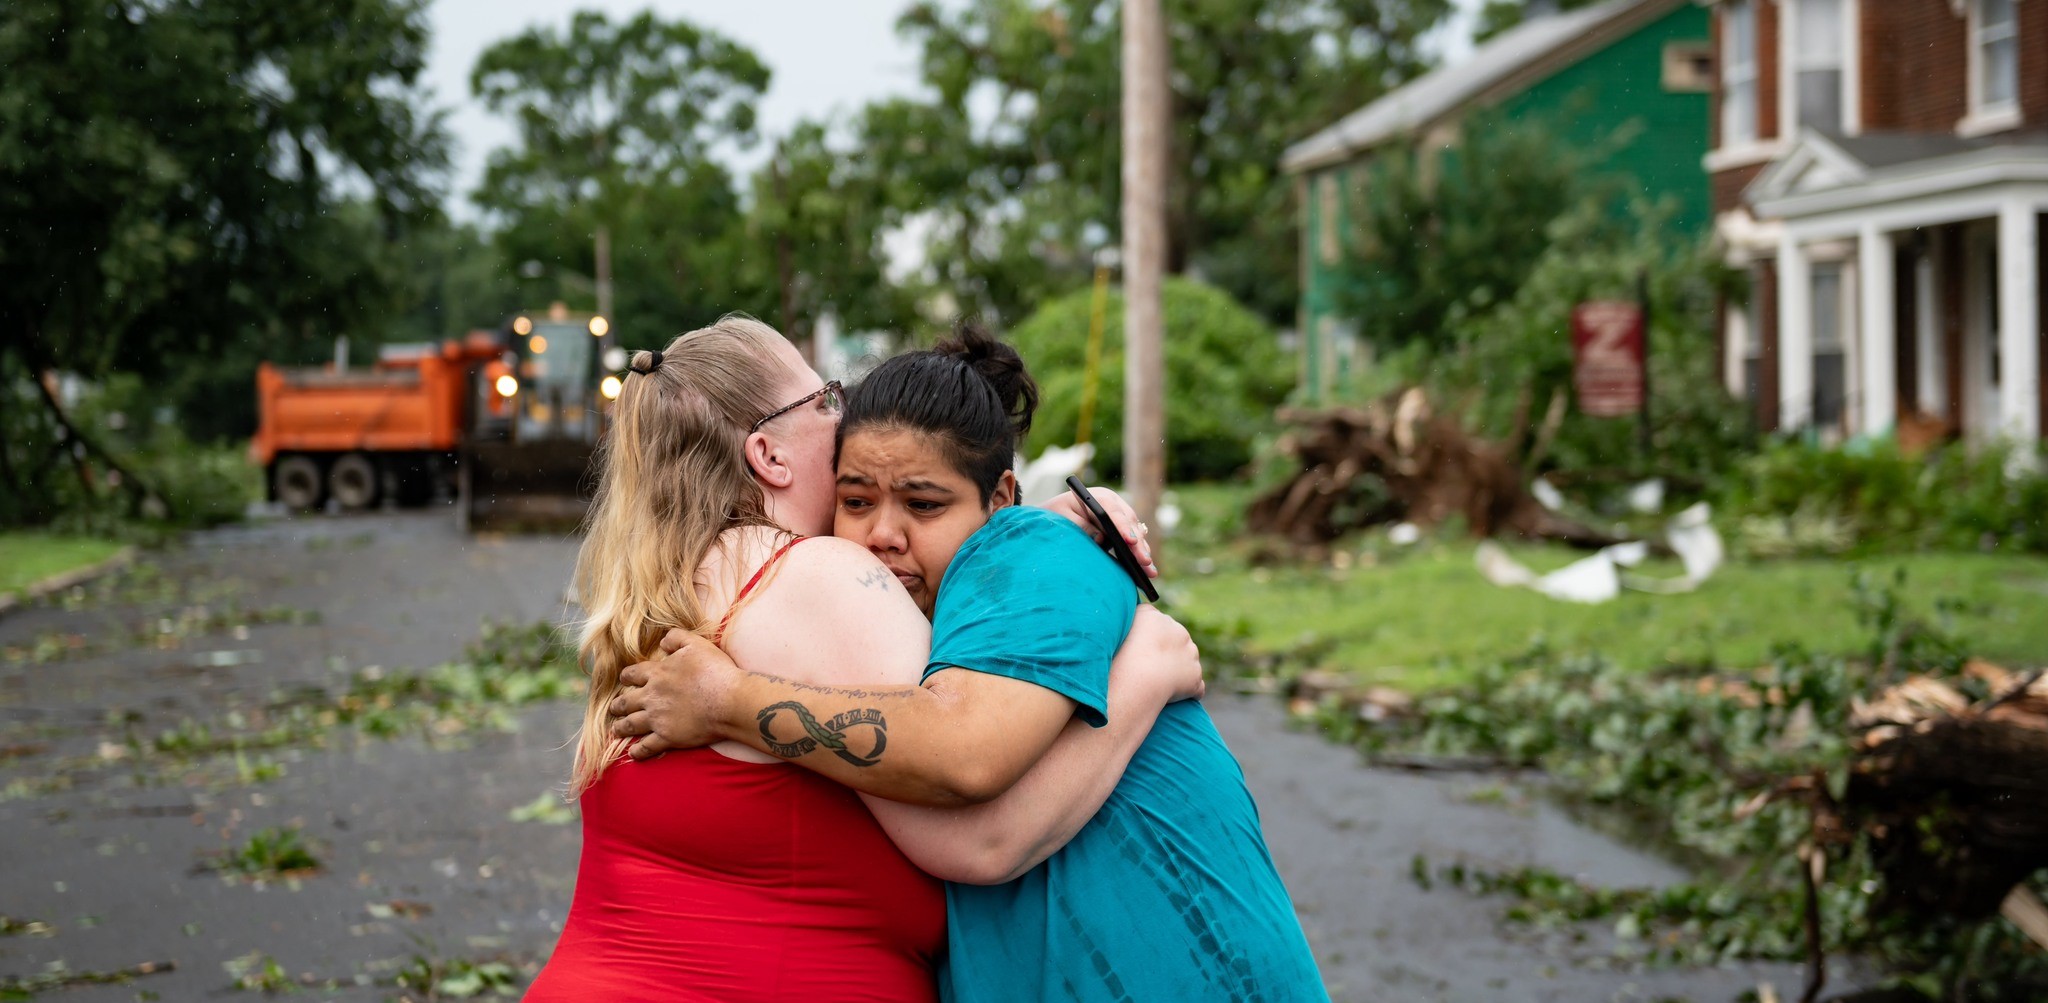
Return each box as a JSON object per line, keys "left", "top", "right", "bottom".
{"left": 1162, "top": 483, "right": 2048, "bottom": 691}
{"left": 0, "top": 533, "right": 125, "bottom": 599}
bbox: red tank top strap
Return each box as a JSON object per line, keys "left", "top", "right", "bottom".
{"left": 711, "top": 535, "right": 808, "bottom": 646}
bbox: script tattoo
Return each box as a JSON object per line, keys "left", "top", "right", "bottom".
{"left": 756, "top": 701, "right": 889, "bottom": 767}
{"left": 854, "top": 567, "right": 893, "bottom": 590}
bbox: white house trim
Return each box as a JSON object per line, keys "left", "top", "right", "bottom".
{"left": 1754, "top": 151, "right": 2048, "bottom": 222}
{"left": 1857, "top": 223, "right": 1896, "bottom": 434}
{"left": 1963, "top": 0, "right": 2024, "bottom": 134}
{"left": 1841, "top": 0, "right": 1861, "bottom": 135}
{"left": 1958, "top": 107, "right": 2025, "bottom": 138}
{"left": 1775, "top": 184, "right": 2048, "bottom": 242}
{"left": 1778, "top": 230, "right": 1816, "bottom": 429}
{"left": 1913, "top": 252, "right": 1946, "bottom": 417}
{"left": 1997, "top": 200, "right": 2040, "bottom": 439}
{"left": 1705, "top": 139, "right": 1785, "bottom": 172}
{"left": 1714, "top": 206, "right": 1786, "bottom": 262}
{"left": 1777, "top": 0, "right": 1797, "bottom": 149}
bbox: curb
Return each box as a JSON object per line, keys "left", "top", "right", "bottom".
{"left": 0, "top": 546, "right": 138, "bottom": 618}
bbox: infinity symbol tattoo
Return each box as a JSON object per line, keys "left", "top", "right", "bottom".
{"left": 756, "top": 701, "right": 889, "bottom": 767}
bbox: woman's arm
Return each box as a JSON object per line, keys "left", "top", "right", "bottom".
{"left": 609, "top": 537, "right": 1198, "bottom": 809}
{"left": 860, "top": 607, "right": 1200, "bottom": 884}
{"left": 648, "top": 537, "right": 1088, "bottom": 807}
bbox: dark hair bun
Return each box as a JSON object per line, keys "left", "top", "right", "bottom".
{"left": 933, "top": 320, "right": 1038, "bottom": 439}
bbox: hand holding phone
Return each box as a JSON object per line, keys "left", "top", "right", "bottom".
{"left": 1066, "top": 476, "right": 1160, "bottom": 603}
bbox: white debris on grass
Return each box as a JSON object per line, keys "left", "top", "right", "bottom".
{"left": 1475, "top": 502, "right": 1725, "bottom": 604}
{"left": 1014, "top": 443, "right": 1095, "bottom": 506}
{"left": 1626, "top": 478, "right": 1666, "bottom": 514}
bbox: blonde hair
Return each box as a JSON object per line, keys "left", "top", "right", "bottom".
{"left": 569, "top": 316, "right": 795, "bottom": 795}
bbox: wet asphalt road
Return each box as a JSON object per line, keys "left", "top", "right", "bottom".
{"left": 0, "top": 511, "right": 1821, "bottom": 1002}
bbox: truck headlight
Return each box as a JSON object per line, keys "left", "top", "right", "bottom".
{"left": 495, "top": 375, "right": 519, "bottom": 398}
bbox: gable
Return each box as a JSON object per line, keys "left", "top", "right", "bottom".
{"left": 1282, "top": 0, "right": 1691, "bottom": 175}
{"left": 1747, "top": 131, "right": 1871, "bottom": 202}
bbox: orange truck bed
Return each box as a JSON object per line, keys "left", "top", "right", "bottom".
{"left": 250, "top": 337, "right": 500, "bottom": 468}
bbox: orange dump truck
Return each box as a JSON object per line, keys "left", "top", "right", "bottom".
{"left": 250, "top": 333, "right": 509, "bottom": 511}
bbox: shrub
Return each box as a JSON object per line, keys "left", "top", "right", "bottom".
{"left": 1007, "top": 277, "right": 1294, "bottom": 481}
{"left": 1422, "top": 199, "right": 1752, "bottom": 492}
{"left": 1721, "top": 439, "right": 2048, "bottom": 556}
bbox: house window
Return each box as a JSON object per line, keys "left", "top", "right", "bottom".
{"left": 1976, "top": 0, "right": 2020, "bottom": 112}
{"left": 1793, "top": 0, "right": 1846, "bottom": 132}
{"left": 1721, "top": 0, "right": 1758, "bottom": 145}
{"left": 1812, "top": 263, "right": 1847, "bottom": 430}
{"left": 1664, "top": 42, "right": 1715, "bottom": 93}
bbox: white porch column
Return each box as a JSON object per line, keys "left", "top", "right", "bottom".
{"left": 1914, "top": 254, "right": 1945, "bottom": 416}
{"left": 1779, "top": 232, "right": 1814, "bottom": 430}
{"left": 1998, "top": 201, "right": 2041, "bottom": 440}
{"left": 1858, "top": 224, "right": 1898, "bottom": 436}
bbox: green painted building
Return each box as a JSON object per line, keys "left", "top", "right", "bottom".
{"left": 1280, "top": 0, "right": 1713, "bottom": 401}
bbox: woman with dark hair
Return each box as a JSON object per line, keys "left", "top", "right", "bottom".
{"left": 613, "top": 323, "right": 1328, "bottom": 1001}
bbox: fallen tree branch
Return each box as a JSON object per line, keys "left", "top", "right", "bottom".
{"left": 30, "top": 367, "right": 167, "bottom": 518}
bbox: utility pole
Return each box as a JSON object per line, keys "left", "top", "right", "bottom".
{"left": 1122, "top": 0, "right": 1168, "bottom": 530}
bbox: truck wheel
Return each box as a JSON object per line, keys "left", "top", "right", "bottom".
{"left": 330, "top": 453, "right": 381, "bottom": 511}
{"left": 275, "top": 455, "right": 325, "bottom": 511}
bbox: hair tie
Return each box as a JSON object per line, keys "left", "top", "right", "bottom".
{"left": 629, "top": 349, "right": 663, "bottom": 375}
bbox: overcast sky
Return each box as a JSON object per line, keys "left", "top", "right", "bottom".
{"left": 425, "top": 0, "right": 1484, "bottom": 214}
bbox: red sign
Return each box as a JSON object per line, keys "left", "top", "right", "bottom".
{"left": 1571, "top": 301, "right": 1645, "bottom": 417}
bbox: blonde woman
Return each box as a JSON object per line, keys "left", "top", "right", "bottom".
{"left": 524, "top": 317, "right": 1198, "bottom": 1001}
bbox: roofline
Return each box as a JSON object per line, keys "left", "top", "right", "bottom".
{"left": 1745, "top": 128, "right": 1871, "bottom": 200}
{"left": 1281, "top": 0, "right": 1689, "bottom": 175}
{"left": 1751, "top": 144, "right": 2048, "bottom": 219}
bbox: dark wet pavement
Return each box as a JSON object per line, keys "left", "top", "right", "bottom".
{"left": 2, "top": 511, "right": 1821, "bottom": 1001}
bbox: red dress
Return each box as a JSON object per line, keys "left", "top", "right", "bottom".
{"left": 526, "top": 540, "right": 946, "bottom": 1001}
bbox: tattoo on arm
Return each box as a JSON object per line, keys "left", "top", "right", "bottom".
{"left": 757, "top": 701, "right": 889, "bottom": 767}
{"left": 854, "top": 567, "right": 893, "bottom": 590}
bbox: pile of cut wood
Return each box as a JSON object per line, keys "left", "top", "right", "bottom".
{"left": 1753, "top": 663, "right": 2048, "bottom": 1002}
{"left": 1247, "top": 388, "right": 1620, "bottom": 548}
{"left": 1845, "top": 663, "right": 2048, "bottom": 927}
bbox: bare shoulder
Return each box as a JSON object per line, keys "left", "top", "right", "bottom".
{"left": 765, "top": 536, "right": 923, "bottom": 629}
{"left": 721, "top": 536, "right": 931, "bottom": 688}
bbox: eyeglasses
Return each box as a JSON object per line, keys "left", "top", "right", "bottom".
{"left": 750, "top": 380, "right": 843, "bottom": 433}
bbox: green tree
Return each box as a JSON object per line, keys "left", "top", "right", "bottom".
{"left": 744, "top": 120, "right": 918, "bottom": 351}
{"left": 1335, "top": 113, "right": 1622, "bottom": 355}
{"left": 470, "top": 10, "right": 769, "bottom": 347}
{"left": 866, "top": 0, "right": 1454, "bottom": 325}
{"left": 385, "top": 219, "right": 528, "bottom": 349}
{"left": 0, "top": 0, "right": 448, "bottom": 524}
{"left": 1008, "top": 277, "right": 1295, "bottom": 481}
{"left": 1432, "top": 198, "right": 1747, "bottom": 486}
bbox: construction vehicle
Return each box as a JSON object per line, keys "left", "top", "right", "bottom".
{"left": 250, "top": 304, "right": 620, "bottom": 530}
{"left": 457, "top": 305, "right": 619, "bottom": 531}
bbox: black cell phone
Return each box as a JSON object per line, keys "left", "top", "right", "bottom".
{"left": 1066, "top": 476, "right": 1160, "bottom": 603}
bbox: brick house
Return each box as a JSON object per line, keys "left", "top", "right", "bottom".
{"left": 1708, "top": 0, "right": 2048, "bottom": 444}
